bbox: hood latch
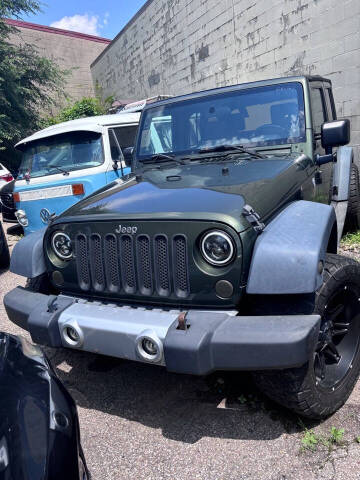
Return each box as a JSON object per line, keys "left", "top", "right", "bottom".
{"left": 242, "top": 204, "right": 265, "bottom": 234}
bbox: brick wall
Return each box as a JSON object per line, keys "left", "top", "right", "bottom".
{"left": 91, "top": 0, "right": 360, "bottom": 155}
{"left": 8, "top": 20, "right": 110, "bottom": 111}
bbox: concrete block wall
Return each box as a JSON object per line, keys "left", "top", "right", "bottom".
{"left": 91, "top": 0, "right": 360, "bottom": 155}
{"left": 8, "top": 20, "right": 110, "bottom": 112}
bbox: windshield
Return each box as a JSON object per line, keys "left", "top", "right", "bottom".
{"left": 18, "top": 131, "right": 104, "bottom": 179}
{"left": 136, "top": 82, "right": 305, "bottom": 160}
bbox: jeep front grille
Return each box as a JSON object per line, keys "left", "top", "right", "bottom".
{"left": 74, "top": 232, "right": 190, "bottom": 298}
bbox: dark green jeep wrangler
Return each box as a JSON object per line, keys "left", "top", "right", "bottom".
{"left": 5, "top": 75, "right": 360, "bottom": 419}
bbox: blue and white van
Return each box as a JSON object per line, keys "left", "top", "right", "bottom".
{"left": 13, "top": 112, "right": 140, "bottom": 234}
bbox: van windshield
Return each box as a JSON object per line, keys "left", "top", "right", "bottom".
{"left": 17, "top": 131, "right": 104, "bottom": 179}
{"left": 136, "top": 82, "right": 305, "bottom": 160}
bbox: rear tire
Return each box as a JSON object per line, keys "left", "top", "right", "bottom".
{"left": 344, "top": 164, "right": 360, "bottom": 233}
{"left": 253, "top": 254, "right": 360, "bottom": 419}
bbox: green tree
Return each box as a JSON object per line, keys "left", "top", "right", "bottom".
{"left": 42, "top": 96, "right": 114, "bottom": 128}
{"left": 0, "top": 0, "right": 67, "bottom": 172}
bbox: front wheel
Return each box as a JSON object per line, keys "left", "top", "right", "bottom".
{"left": 253, "top": 254, "right": 360, "bottom": 419}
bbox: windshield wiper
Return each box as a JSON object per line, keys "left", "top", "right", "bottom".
{"left": 197, "top": 144, "right": 265, "bottom": 159}
{"left": 47, "top": 165, "right": 69, "bottom": 176}
{"left": 139, "top": 153, "right": 186, "bottom": 165}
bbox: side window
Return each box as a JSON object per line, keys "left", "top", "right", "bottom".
{"left": 325, "top": 88, "right": 337, "bottom": 120}
{"left": 113, "top": 126, "right": 137, "bottom": 149}
{"left": 109, "top": 130, "right": 121, "bottom": 161}
{"left": 310, "top": 88, "right": 327, "bottom": 134}
{"left": 109, "top": 125, "right": 137, "bottom": 161}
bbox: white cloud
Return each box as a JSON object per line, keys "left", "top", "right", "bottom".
{"left": 50, "top": 14, "right": 101, "bottom": 36}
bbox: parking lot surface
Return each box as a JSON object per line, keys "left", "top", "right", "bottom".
{"left": 1, "top": 220, "right": 360, "bottom": 480}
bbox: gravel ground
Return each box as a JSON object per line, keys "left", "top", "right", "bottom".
{"left": 1, "top": 220, "right": 360, "bottom": 480}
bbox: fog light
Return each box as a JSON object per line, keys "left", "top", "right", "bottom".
{"left": 136, "top": 330, "right": 163, "bottom": 363}
{"left": 215, "top": 280, "right": 234, "bottom": 299}
{"left": 66, "top": 326, "right": 80, "bottom": 343}
{"left": 142, "top": 338, "right": 158, "bottom": 356}
{"left": 15, "top": 209, "right": 28, "bottom": 227}
{"left": 62, "top": 321, "right": 83, "bottom": 348}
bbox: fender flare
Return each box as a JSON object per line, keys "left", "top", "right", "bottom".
{"left": 10, "top": 228, "right": 47, "bottom": 278}
{"left": 246, "top": 200, "right": 336, "bottom": 295}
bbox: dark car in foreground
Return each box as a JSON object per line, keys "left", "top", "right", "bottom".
{"left": 5, "top": 75, "right": 360, "bottom": 419}
{"left": 0, "top": 180, "right": 17, "bottom": 224}
{"left": 0, "top": 332, "right": 89, "bottom": 480}
{"left": 0, "top": 222, "right": 10, "bottom": 270}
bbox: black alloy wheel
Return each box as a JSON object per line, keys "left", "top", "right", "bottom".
{"left": 253, "top": 254, "right": 360, "bottom": 419}
{"left": 314, "top": 284, "right": 360, "bottom": 389}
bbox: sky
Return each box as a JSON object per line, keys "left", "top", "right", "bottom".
{"left": 21, "top": 1, "right": 148, "bottom": 39}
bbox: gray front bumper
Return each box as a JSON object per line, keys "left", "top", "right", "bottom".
{"left": 4, "top": 287, "right": 321, "bottom": 375}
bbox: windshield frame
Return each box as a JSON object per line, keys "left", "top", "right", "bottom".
{"left": 134, "top": 81, "right": 306, "bottom": 165}
{"left": 17, "top": 130, "right": 105, "bottom": 180}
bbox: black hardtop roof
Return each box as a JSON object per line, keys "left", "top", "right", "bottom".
{"left": 143, "top": 75, "right": 331, "bottom": 111}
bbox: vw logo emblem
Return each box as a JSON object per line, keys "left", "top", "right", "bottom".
{"left": 40, "top": 208, "right": 52, "bottom": 224}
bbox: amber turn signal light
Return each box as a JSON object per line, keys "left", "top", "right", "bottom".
{"left": 13, "top": 192, "right": 20, "bottom": 203}
{"left": 72, "top": 184, "right": 85, "bottom": 195}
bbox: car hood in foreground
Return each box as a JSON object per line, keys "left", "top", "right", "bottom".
{"left": 0, "top": 333, "right": 87, "bottom": 480}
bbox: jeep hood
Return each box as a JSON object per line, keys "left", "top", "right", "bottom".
{"left": 58, "top": 155, "right": 311, "bottom": 233}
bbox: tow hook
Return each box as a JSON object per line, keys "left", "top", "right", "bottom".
{"left": 177, "top": 312, "right": 188, "bottom": 330}
{"left": 47, "top": 296, "right": 58, "bottom": 313}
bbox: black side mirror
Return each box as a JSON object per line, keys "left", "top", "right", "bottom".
{"left": 321, "top": 119, "right": 350, "bottom": 152}
{"left": 123, "top": 147, "right": 134, "bottom": 167}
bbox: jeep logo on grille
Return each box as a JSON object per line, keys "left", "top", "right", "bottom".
{"left": 115, "top": 225, "right": 138, "bottom": 235}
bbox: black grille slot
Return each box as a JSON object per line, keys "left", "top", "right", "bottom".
{"left": 154, "top": 235, "right": 170, "bottom": 296}
{"left": 173, "top": 235, "right": 189, "bottom": 297}
{"left": 75, "top": 234, "right": 90, "bottom": 290}
{"left": 137, "top": 235, "right": 152, "bottom": 294}
{"left": 121, "top": 235, "right": 136, "bottom": 293}
{"left": 74, "top": 228, "right": 189, "bottom": 298}
{"left": 104, "top": 234, "right": 121, "bottom": 292}
{"left": 89, "top": 234, "right": 105, "bottom": 291}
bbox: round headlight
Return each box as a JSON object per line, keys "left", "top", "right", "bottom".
{"left": 51, "top": 232, "right": 72, "bottom": 260}
{"left": 201, "top": 230, "right": 235, "bottom": 266}
{"left": 15, "top": 209, "right": 28, "bottom": 227}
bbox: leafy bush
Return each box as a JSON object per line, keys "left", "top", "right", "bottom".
{"left": 0, "top": 0, "right": 68, "bottom": 173}
{"left": 42, "top": 96, "right": 114, "bottom": 128}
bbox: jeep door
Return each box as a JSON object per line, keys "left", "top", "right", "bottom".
{"left": 308, "top": 80, "right": 333, "bottom": 204}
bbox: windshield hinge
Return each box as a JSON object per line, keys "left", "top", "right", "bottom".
{"left": 242, "top": 204, "right": 265, "bottom": 234}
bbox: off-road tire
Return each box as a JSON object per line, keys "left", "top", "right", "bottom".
{"left": 25, "top": 273, "right": 58, "bottom": 295}
{"left": 344, "top": 164, "right": 360, "bottom": 233}
{"left": 0, "top": 222, "right": 10, "bottom": 270}
{"left": 253, "top": 254, "right": 360, "bottom": 419}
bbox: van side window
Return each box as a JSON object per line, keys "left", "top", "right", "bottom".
{"left": 310, "top": 88, "right": 327, "bottom": 134}
{"left": 109, "top": 130, "right": 120, "bottom": 161}
{"left": 113, "top": 126, "right": 137, "bottom": 149}
{"left": 109, "top": 125, "right": 137, "bottom": 161}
